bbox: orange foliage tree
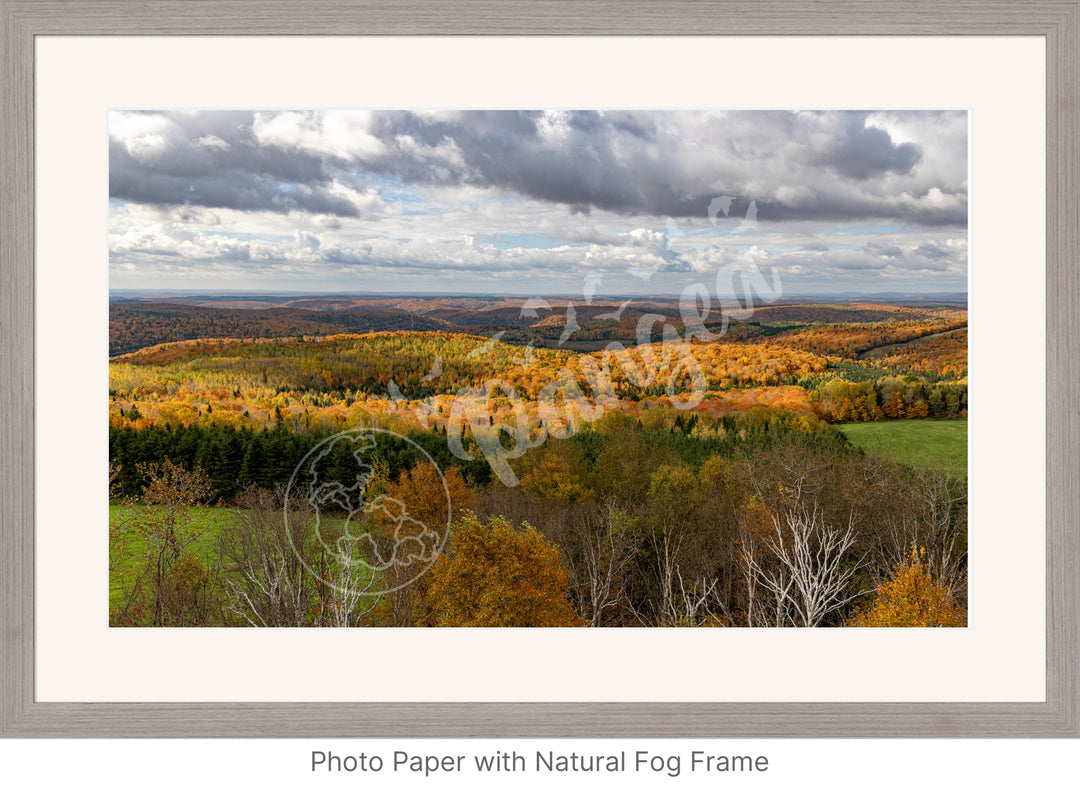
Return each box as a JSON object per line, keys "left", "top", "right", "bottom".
{"left": 384, "top": 461, "right": 474, "bottom": 533}
{"left": 375, "top": 462, "right": 475, "bottom": 626}
{"left": 420, "top": 512, "right": 584, "bottom": 627}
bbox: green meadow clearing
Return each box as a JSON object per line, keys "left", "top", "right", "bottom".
{"left": 109, "top": 504, "right": 236, "bottom": 609}
{"left": 837, "top": 418, "right": 967, "bottom": 478}
{"left": 108, "top": 504, "right": 361, "bottom": 615}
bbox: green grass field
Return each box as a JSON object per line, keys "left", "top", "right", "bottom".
{"left": 109, "top": 504, "right": 375, "bottom": 619}
{"left": 109, "top": 504, "right": 237, "bottom": 610}
{"left": 837, "top": 418, "right": 967, "bottom": 478}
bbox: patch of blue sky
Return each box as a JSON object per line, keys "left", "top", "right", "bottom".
{"left": 354, "top": 170, "right": 425, "bottom": 205}
{"left": 380, "top": 185, "right": 430, "bottom": 218}
{"left": 672, "top": 226, "right": 733, "bottom": 237}
{"left": 202, "top": 231, "right": 294, "bottom": 242}
{"left": 354, "top": 171, "right": 402, "bottom": 187}
{"left": 382, "top": 188, "right": 425, "bottom": 205}
{"left": 747, "top": 243, "right": 835, "bottom": 252}
{"left": 490, "top": 232, "right": 577, "bottom": 250}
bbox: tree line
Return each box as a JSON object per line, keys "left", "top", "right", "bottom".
{"left": 809, "top": 375, "right": 967, "bottom": 422}
{"left": 109, "top": 302, "right": 447, "bottom": 356}
{"left": 109, "top": 422, "right": 494, "bottom": 501}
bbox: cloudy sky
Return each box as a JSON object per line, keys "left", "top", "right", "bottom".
{"left": 108, "top": 109, "right": 967, "bottom": 295}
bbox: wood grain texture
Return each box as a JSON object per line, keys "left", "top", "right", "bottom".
{"left": 0, "top": 0, "right": 1075, "bottom": 34}
{"left": 2, "top": 0, "right": 1077, "bottom": 738}
{"left": 1045, "top": 0, "right": 1080, "bottom": 737}
{"left": 0, "top": 0, "right": 34, "bottom": 740}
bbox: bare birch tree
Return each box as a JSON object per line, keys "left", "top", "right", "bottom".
{"left": 219, "top": 486, "right": 316, "bottom": 627}
{"left": 741, "top": 504, "right": 867, "bottom": 627}
{"left": 874, "top": 468, "right": 966, "bottom": 599}
{"left": 647, "top": 508, "right": 728, "bottom": 626}
{"left": 570, "top": 501, "right": 640, "bottom": 626}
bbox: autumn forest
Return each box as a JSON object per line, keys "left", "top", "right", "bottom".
{"left": 109, "top": 293, "right": 968, "bottom": 629}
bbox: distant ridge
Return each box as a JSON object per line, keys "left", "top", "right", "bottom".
{"left": 110, "top": 294, "right": 967, "bottom": 357}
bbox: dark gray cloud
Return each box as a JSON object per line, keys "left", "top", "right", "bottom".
{"left": 816, "top": 113, "right": 921, "bottom": 180}
{"left": 109, "top": 110, "right": 365, "bottom": 217}
{"left": 109, "top": 109, "right": 967, "bottom": 226}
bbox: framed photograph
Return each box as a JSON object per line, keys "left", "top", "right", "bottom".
{"left": 2, "top": 1, "right": 1077, "bottom": 737}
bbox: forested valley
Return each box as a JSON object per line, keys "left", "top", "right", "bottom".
{"left": 109, "top": 296, "right": 968, "bottom": 628}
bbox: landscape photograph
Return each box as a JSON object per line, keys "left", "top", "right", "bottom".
{"left": 108, "top": 109, "right": 968, "bottom": 628}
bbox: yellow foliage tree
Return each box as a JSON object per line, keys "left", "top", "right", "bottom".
{"left": 848, "top": 550, "right": 965, "bottom": 627}
{"left": 374, "top": 462, "right": 475, "bottom": 626}
{"left": 421, "top": 512, "right": 584, "bottom": 627}
{"left": 521, "top": 449, "right": 594, "bottom": 502}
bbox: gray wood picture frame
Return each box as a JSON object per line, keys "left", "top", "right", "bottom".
{"left": 1, "top": 0, "right": 1077, "bottom": 738}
